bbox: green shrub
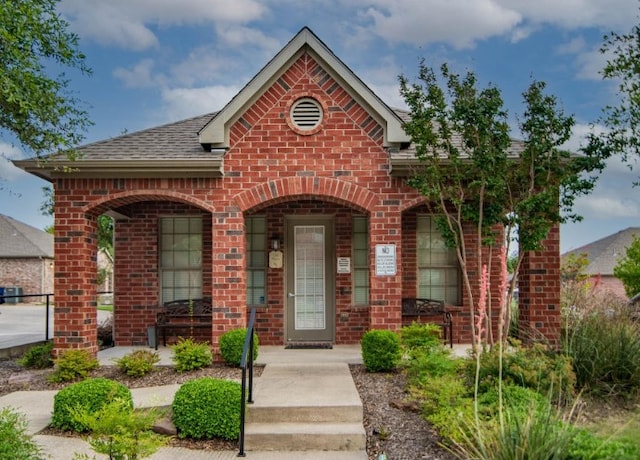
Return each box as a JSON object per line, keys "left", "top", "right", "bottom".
{"left": 172, "top": 377, "right": 241, "bottom": 440}
{"left": 567, "top": 428, "right": 640, "bottom": 460}
{"left": 405, "top": 347, "right": 462, "bottom": 385}
{"left": 171, "top": 337, "right": 212, "bottom": 373}
{"left": 48, "top": 349, "right": 99, "bottom": 383}
{"left": 564, "top": 305, "right": 640, "bottom": 397}
{"left": 219, "top": 328, "right": 259, "bottom": 366}
{"left": 0, "top": 407, "right": 42, "bottom": 460}
{"left": 18, "top": 341, "right": 53, "bottom": 369}
{"left": 451, "top": 400, "right": 575, "bottom": 460}
{"left": 468, "top": 340, "right": 576, "bottom": 403}
{"left": 418, "top": 373, "right": 471, "bottom": 418}
{"left": 70, "top": 398, "right": 167, "bottom": 459}
{"left": 400, "top": 322, "right": 442, "bottom": 355}
{"left": 361, "top": 329, "right": 401, "bottom": 372}
{"left": 114, "top": 350, "right": 160, "bottom": 377}
{"left": 477, "top": 384, "right": 550, "bottom": 419}
{"left": 51, "top": 378, "right": 132, "bottom": 432}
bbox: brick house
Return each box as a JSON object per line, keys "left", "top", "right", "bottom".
{"left": 0, "top": 214, "right": 54, "bottom": 300}
{"left": 562, "top": 227, "right": 640, "bottom": 299}
{"left": 15, "top": 28, "right": 560, "bottom": 356}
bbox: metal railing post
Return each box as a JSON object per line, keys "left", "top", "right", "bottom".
{"left": 45, "top": 294, "right": 51, "bottom": 340}
{"left": 238, "top": 306, "right": 257, "bottom": 457}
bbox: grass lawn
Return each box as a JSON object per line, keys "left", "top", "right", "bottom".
{"left": 97, "top": 305, "right": 113, "bottom": 312}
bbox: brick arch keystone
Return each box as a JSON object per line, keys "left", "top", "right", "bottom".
{"left": 233, "top": 177, "right": 379, "bottom": 213}
{"left": 82, "top": 190, "right": 214, "bottom": 216}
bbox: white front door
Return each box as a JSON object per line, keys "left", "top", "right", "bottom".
{"left": 286, "top": 217, "right": 334, "bottom": 343}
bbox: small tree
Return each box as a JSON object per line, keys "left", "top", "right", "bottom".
{"left": 399, "top": 63, "right": 606, "bottom": 348}
{"left": 613, "top": 235, "right": 640, "bottom": 297}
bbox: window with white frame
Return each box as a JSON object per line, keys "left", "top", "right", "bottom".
{"left": 160, "top": 217, "right": 203, "bottom": 303}
{"left": 246, "top": 216, "right": 266, "bottom": 306}
{"left": 417, "top": 215, "right": 460, "bottom": 305}
{"left": 352, "top": 216, "right": 369, "bottom": 305}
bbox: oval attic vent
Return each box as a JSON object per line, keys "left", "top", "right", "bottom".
{"left": 290, "top": 98, "right": 323, "bottom": 130}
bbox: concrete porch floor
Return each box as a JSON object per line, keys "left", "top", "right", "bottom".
{"left": 97, "top": 343, "right": 472, "bottom": 366}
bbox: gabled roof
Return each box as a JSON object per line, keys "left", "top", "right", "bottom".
{"left": 562, "top": 227, "right": 640, "bottom": 276}
{"left": 198, "top": 27, "right": 410, "bottom": 149}
{"left": 14, "top": 113, "right": 222, "bottom": 181}
{"left": 0, "top": 214, "right": 53, "bottom": 258}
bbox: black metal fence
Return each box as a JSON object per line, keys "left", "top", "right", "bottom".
{"left": 0, "top": 291, "right": 113, "bottom": 343}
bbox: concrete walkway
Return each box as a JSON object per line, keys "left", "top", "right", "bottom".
{"left": 1, "top": 346, "right": 369, "bottom": 460}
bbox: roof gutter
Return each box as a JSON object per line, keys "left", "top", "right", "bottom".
{"left": 12, "top": 158, "right": 225, "bottom": 181}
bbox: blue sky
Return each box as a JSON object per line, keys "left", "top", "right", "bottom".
{"left": 1, "top": 0, "right": 639, "bottom": 252}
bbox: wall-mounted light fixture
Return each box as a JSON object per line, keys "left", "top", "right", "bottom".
{"left": 271, "top": 235, "right": 281, "bottom": 250}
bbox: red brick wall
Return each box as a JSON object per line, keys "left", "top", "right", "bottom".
{"left": 112, "top": 202, "right": 212, "bottom": 346}
{"left": 519, "top": 224, "right": 561, "bottom": 345}
{"left": 0, "top": 258, "right": 53, "bottom": 298}
{"left": 251, "top": 201, "right": 370, "bottom": 345}
{"left": 50, "top": 51, "right": 561, "bottom": 354}
{"left": 401, "top": 207, "right": 506, "bottom": 344}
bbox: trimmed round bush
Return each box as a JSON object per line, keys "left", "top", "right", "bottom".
{"left": 361, "top": 329, "right": 401, "bottom": 372}
{"left": 51, "top": 378, "right": 132, "bottom": 432}
{"left": 172, "top": 377, "right": 242, "bottom": 440}
{"left": 219, "top": 328, "right": 259, "bottom": 366}
{"left": 171, "top": 337, "right": 213, "bottom": 373}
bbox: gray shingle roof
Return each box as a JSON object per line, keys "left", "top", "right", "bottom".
{"left": 73, "top": 112, "right": 217, "bottom": 160}
{"left": 562, "top": 227, "right": 640, "bottom": 276}
{"left": 0, "top": 214, "right": 53, "bottom": 258}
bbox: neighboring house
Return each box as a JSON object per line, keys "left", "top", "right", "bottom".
{"left": 562, "top": 227, "right": 640, "bottom": 299}
{"left": 14, "top": 28, "right": 561, "bottom": 355}
{"left": 0, "top": 214, "right": 54, "bottom": 301}
{"left": 97, "top": 248, "right": 114, "bottom": 302}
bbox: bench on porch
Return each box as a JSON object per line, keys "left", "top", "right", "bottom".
{"left": 155, "top": 298, "right": 212, "bottom": 349}
{"left": 401, "top": 298, "right": 454, "bottom": 348}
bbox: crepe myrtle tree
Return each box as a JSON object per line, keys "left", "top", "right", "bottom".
{"left": 399, "top": 63, "right": 606, "bottom": 348}
{"left": 600, "top": 13, "right": 640, "bottom": 182}
{"left": 0, "top": 0, "right": 91, "bottom": 162}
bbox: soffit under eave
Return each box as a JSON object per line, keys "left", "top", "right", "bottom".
{"left": 198, "top": 27, "right": 410, "bottom": 149}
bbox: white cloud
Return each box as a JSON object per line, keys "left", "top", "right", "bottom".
{"left": 113, "top": 59, "right": 164, "bottom": 88}
{"left": 494, "top": 0, "right": 638, "bottom": 30}
{"left": 60, "top": 0, "right": 267, "bottom": 50}
{"left": 160, "top": 85, "right": 241, "bottom": 121}
{"left": 359, "top": 0, "right": 522, "bottom": 49}
{"left": 215, "top": 25, "right": 282, "bottom": 55}
{"left": 557, "top": 37, "right": 587, "bottom": 55}
{"left": 0, "top": 143, "right": 29, "bottom": 182}
{"left": 573, "top": 155, "right": 640, "bottom": 219}
{"left": 563, "top": 122, "right": 608, "bottom": 152}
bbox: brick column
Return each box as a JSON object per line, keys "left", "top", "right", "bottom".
{"left": 368, "top": 209, "right": 402, "bottom": 331}
{"left": 518, "top": 224, "right": 561, "bottom": 345}
{"left": 53, "top": 211, "right": 99, "bottom": 356}
{"left": 210, "top": 208, "right": 247, "bottom": 353}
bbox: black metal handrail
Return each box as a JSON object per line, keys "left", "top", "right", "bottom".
{"left": 238, "top": 306, "right": 257, "bottom": 457}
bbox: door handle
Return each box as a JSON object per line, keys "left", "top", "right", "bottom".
{"left": 288, "top": 292, "right": 296, "bottom": 298}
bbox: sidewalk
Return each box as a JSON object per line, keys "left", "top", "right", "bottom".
{"left": 0, "top": 346, "right": 369, "bottom": 460}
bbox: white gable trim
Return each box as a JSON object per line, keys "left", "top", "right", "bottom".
{"left": 198, "top": 27, "right": 409, "bottom": 149}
